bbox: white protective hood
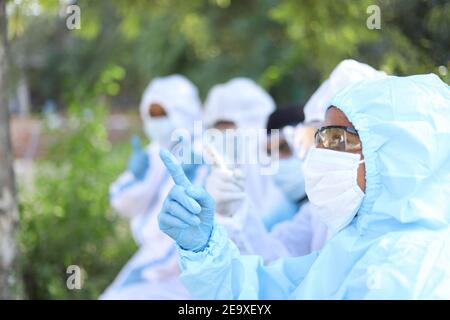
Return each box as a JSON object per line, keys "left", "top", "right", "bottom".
{"left": 203, "top": 77, "right": 283, "bottom": 219}
{"left": 139, "top": 74, "right": 202, "bottom": 133}
{"left": 303, "top": 59, "right": 386, "bottom": 123}
{"left": 203, "top": 78, "right": 275, "bottom": 129}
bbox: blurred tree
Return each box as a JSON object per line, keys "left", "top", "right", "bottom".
{"left": 376, "top": 0, "right": 449, "bottom": 81}
{"left": 18, "top": 57, "right": 136, "bottom": 299}
{"left": 6, "top": 0, "right": 449, "bottom": 111}
{"left": 267, "top": 0, "right": 449, "bottom": 98}
{"left": 0, "top": 0, "right": 20, "bottom": 299}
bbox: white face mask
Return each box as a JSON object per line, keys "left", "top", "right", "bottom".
{"left": 303, "top": 148, "right": 365, "bottom": 236}
{"left": 144, "top": 117, "right": 175, "bottom": 149}
{"left": 273, "top": 157, "right": 306, "bottom": 202}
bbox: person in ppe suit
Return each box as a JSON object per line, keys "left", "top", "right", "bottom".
{"left": 202, "top": 78, "right": 288, "bottom": 261}
{"left": 158, "top": 73, "right": 450, "bottom": 299}
{"left": 263, "top": 105, "right": 308, "bottom": 229}
{"left": 101, "top": 75, "right": 202, "bottom": 300}
{"left": 260, "top": 105, "right": 330, "bottom": 256}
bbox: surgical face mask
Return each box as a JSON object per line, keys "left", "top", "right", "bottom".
{"left": 144, "top": 117, "right": 175, "bottom": 149}
{"left": 273, "top": 157, "right": 306, "bottom": 202}
{"left": 303, "top": 148, "right": 365, "bottom": 236}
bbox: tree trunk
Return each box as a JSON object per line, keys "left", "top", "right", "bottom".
{"left": 0, "top": 0, "right": 19, "bottom": 299}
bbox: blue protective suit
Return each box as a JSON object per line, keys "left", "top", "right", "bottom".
{"left": 178, "top": 74, "right": 450, "bottom": 299}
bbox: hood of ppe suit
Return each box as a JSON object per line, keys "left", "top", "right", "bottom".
{"left": 203, "top": 78, "right": 283, "bottom": 215}
{"left": 304, "top": 59, "right": 386, "bottom": 123}
{"left": 331, "top": 74, "right": 450, "bottom": 233}
{"left": 203, "top": 78, "right": 275, "bottom": 129}
{"left": 139, "top": 75, "right": 202, "bottom": 133}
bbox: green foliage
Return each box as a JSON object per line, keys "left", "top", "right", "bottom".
{"left": 19, "top": 105, "right": 136, "bottom": 299}
{"left": 18, "top": 92, "right": 136, "bottom": 299}
{"left": 8, "top": 0, "right": 449, "bottom": 109}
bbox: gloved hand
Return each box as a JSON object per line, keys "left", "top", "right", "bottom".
{"left": 171, "top": 135, "right": 203, "bottom": 182}
{"left": 128, "top": 136, "right": 150, "bottom": 180}
{"left": 159, "top": 149, "right": 215, "bottom": 252}
{"left": 205, "top": 167, "right": 246, "bottom": 217}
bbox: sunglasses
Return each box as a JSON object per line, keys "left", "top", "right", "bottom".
{"left": 314, "top": 125, "right": 361, "bottom": 152}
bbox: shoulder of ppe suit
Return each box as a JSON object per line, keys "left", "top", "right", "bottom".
{"left": 346, "top": 229, "right": 450, "bottom": 299}
{"left": 178, "top": 224, "right": 239, "bottom": 268}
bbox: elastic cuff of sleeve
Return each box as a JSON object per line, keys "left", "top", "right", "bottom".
{"left": 178, "top": 224, "right": 228, "bottom": 261}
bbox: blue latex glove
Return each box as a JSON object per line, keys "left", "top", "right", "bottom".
{"left": 181, "top": 151, "right": 202, "bottom": 183}
{"left": 182, "top": 164, "right": 199, "bottom": 183}
{"left": 172, "top": 135, "right": 203, "bottom": 183}
{"left": 128, "top": 136, "right": 150, "bottom": 180}
{"left": 159, "top": 149, "right": 215, "bottom": 252}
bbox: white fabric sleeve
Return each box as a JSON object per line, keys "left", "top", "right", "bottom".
{"left": 216, "top": 198, "right": 293, "bottom": 262}
{"left": 109, "top": 147, "right": 167, "bottom": 219}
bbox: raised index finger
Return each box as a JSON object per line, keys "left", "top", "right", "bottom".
{"left": 160, "top": 149, "right": 192, "bottom": 189}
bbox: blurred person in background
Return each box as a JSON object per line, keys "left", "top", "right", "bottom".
{"left": 263, "top": 105, "right": 308, "bottom": 230}
{"left": 101, "top": 75, "right": 203, "bottom": 299}
{"left": 204, "top": 60, "right": 386, "bottom": 261}
{"left": 202, "top": 78, "right": 288, "bottom": 261}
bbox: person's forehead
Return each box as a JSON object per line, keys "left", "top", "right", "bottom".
{"left": 213, "top": 120, "right": 237, "bottom": 130}
{"left": 149, "top": 103, "right": 166, "bottom": 111}
{"left": 324, "top": 106, "right": 353, "bottom": 127}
